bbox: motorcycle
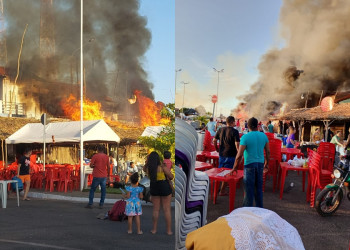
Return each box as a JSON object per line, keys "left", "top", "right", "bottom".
{"left": 139, "top": 176, "right": 151, "bottom": 203}
{"left": 315, "top": 163, "right": 350, "bottom": 216}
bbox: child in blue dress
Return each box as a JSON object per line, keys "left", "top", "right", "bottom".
{"left": 125, "top": 172, "right": 144, "bottom": 234}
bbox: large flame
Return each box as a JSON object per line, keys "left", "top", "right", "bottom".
{"left": 134, "top": 90, "right": 168, "bottom": 127}
{"left": 61, "top": 94, "right": 103, "bottom": 120}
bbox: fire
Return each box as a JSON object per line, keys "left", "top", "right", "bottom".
{"left": 128, "top": 95, "right": 137, "bottom": 104}
{"left": 279, "top": 102, "right": 288, "bottom": 115}
{"left": 134, "top": 90, "right": 168, "bottom": 127}
{"left": 232, "top": 103, "right": 249, "bottom": 122}
{"left": 61, "top": 94, "right": 103, "bottom": 120}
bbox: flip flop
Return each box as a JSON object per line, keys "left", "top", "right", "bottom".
{"left": 167, "top": 232, "right": 173, "bottom": 236}
{"left": 23, "top": 198, "right": 31, "bottom": 201}
{"left": 150, "top": 230, "right": 156, "bottom": 234}
{"left": 127, "top": 231, "right": 132, "bottom": 234}
{"left": 137, "top": 231, "right": 143, "bottom": 235}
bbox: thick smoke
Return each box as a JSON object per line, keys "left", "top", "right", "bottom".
{"left": 4, "top": 0, "right": 152, "bottom": 116}
{"left": 240, "top": 0, "right": 350, "bottom": 119}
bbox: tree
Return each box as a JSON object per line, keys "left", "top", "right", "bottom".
{"left": 138, "top": 103, "right": 175, "bottom": 161}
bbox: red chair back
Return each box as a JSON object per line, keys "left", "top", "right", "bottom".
{"left": 269, "top": 139, "right": 282, "bottom": 162}
{"left": 203, "top": 130, "right": 216, "bottom": 152}
{"left": 265, "top": 133, "right": 275, "bottom": 141}
{"left": 317, "top": 142, "right": 335, "bottom": 172}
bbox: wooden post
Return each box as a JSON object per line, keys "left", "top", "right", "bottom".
{"left": 298, "top": 121, "right": 304, "bottom": 142}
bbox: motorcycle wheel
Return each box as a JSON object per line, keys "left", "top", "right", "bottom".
{"left": 315, "top": 187, "right": 343, "bottom": 217}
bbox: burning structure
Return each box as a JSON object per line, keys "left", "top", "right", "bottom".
{"left": 235, "top": 0, "right": 350, "bottom": 120}
{"left": 0, "top": 0, "right": 162, "bottom": 127}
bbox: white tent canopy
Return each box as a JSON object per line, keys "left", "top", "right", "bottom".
{"left": 140, "top": 126, "right": 164, "bottom": 138}
{"left": 5, "top": 120, "right": 120, "bottom": 144}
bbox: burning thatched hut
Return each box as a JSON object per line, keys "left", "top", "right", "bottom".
{"left": 275, "top": 103, "right": 350, "bottom": 143}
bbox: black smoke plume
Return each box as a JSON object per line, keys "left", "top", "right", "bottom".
{"left": 4, "top": 0, "right": 152, "bottom": 116}
{"left": 240, "top": 0, "right": 350, "bottom": 119}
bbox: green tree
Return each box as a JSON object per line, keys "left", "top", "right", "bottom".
{"left": 138, "top": 103, "right": 175, "bottom": 161}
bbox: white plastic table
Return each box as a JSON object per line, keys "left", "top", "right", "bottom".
{"left": 0, "top": 180, "right": 20, "bottom": 208}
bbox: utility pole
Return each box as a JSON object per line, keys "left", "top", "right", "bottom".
{"left": 213, "top": 68, "right": 224, "bottom": 118}
{"left": 181, "top": 81, "right": 189, "bottom": 112}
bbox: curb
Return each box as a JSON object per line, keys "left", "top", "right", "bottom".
{"left": 27, "top": 192, "right": 174, "bottom": 206}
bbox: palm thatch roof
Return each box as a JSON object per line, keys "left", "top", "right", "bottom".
{"left": 274, "top": 103, "right": 350, "bottom": 121}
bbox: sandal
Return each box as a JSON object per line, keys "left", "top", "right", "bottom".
{"left": 23, "top": 198, "right": 31, "bottom": 201}
{"left": 137, "top": 231, "right": 143, "bottom": 235}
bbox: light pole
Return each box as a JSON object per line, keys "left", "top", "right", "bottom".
{"left": 175, "top": 68, "right": 182, "bottom": 95}
{"left": 213, "top": 68, "right": 224, "bottom": 118}
{"left": 181, "top": 81, "right": 189, "bottom": 112}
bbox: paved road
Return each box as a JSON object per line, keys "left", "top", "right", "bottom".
{"left": 206, "top": 171, "right": 350, "bottom": 250}
{"left": 0, "top": 198, "right": 174, "bottom": 250}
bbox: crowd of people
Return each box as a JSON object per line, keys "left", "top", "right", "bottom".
{"left": 200, "top": 114, "right": 350, "bottom": 208}
{"left": 84, "top": 146, "right": 174, "bottom": 235}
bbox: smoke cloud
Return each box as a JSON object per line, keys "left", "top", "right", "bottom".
{"left": 240, "top": 0, "right": 350, "bottom": 119}
{"left": 4, "top": 0, "right": 152, "bottom": 116}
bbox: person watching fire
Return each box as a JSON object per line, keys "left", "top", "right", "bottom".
{"left": 286, "top": 126, "right": 296, "bottom": 148}
{"left": 17, "top": 148, "right": 32, "bottom": 201}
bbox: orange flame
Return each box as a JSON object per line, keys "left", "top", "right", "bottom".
{"left": 134, "top": 90, "right": 167, "bottom": 127}
{"left": 61, "top": 94, "right": 103, "bottom": 120}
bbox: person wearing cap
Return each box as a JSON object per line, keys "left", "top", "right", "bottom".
{"left": 231, "top": 117, "right": 270, "bottom": 208}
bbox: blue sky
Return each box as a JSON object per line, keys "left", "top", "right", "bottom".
{"left": 175, "top": 0, "right": 284, "bottom": 115}
{"left": 139, "top": 0, "right": 175, "bottom": 104}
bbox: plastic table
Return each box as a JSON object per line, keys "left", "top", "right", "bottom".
{"left": 281, "top": 148, "right": 304, "bottom": 161}
{"left": 205, "top": 168, "right": 243, "bottom": 212}
{"left": 0, "top": 180, "right": 20, "bottom": 208}
{"left": 205, "top": 151, "right": 219, "bottom": 168}
{"left": 195, "top": 161, "right": 213, "bottom": 171}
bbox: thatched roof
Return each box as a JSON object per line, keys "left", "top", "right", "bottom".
{"left": 274, "top": 103, "right": 350, "bottom": 121}
{"left": 0, "top": 117, "right": 143, "bottom": 143}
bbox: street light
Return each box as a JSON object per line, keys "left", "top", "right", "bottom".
{"left": 175, "top": 68, "right": 182, "bottom": 94}
{"left": 213, "top": 68, "right": 224, "bottom": 118}
{"left": 181, "top": 81, "right": 189, "bottom": 112}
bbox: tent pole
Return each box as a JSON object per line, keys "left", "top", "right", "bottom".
{"left": 1, "top": 139, "right": 4, "bottom": 168}
{"left": 5, "top": 141, "right": 7, "bottom": 169}
{"left": 79, "top": 0, "right": 84, "bottom": 191}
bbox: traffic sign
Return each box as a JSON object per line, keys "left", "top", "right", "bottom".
{"left": 212, "top": 95, "right": 218, "bottom": 103}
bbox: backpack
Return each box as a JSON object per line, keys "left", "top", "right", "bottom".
{"left": 11, "top": 176, "right": 24, "bottom": 192}
{"left": 108, "top": 200, "right": 127, "bottom": 221}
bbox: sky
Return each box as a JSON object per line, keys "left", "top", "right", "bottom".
{"left": 175, "top": 0, "right": 284, "bottom": 116}
{"left": 139, "top": 0, "right": 175, "bottom": 104}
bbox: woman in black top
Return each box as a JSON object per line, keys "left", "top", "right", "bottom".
{"left": 17, "top": 148, "right": 32, "bottom": 201}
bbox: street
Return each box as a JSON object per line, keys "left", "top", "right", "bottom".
{"left": 206, "top": 171, "right": 350, "bottom": 250}
{"left": 0, "top": 197, "right": 174, "bottom": 250}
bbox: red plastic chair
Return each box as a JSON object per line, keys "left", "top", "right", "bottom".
{"left": 45, "top": 168, "right": 60, "bottom": 192}
{"left": 317, "top": 142, "right": 335, "bottom": 173}
{"left": 58, "top": 168, "right": 73, "bottom": 193}
{"left": 203, "top": 130, "right": 216, "bottom": 152}
{"left": 307, "top": 150, "right": 333, "bottom": 207}
{"left": 265, "top": 133, "right": 275, "bottom": 141}
{"left": 263, "top": 139, "right": 282, "bottom": 192}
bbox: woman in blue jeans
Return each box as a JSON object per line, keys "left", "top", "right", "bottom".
{"left": 286, "top": 126, "right": 296, "bottom": 148}
{"left": 231, "top": 117, "right": 270, "bottom": 207}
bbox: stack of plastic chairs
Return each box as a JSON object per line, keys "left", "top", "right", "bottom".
{"left": 307, "top": 150, "right": 325, "bottom": 207}
{"left": 263, "top": 139, "right": 282, "bottom": 192}
{"left": 317, "top": 142, "right": 336, "bottom": 174}
{"left": 175, "top": 118, "right": 209, "bottom": 250}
